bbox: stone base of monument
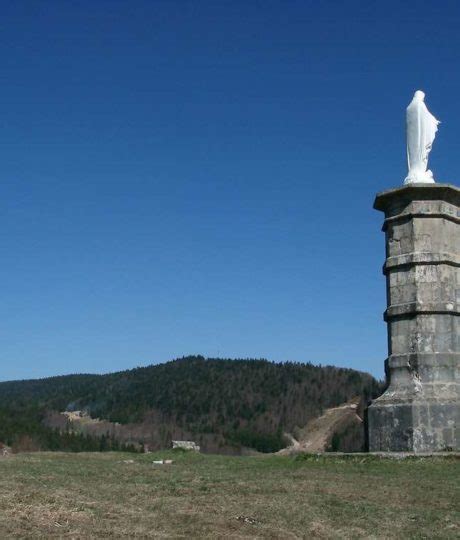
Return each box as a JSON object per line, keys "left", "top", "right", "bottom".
{"left": 368, "top": 394, "right": 459, "bottom": 453}
{"left": 368, "top": 184, "right": 460, "bottom": 453}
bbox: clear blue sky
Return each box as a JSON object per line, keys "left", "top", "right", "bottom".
{"left": 1, "top": 1, "right": 459, "bottom": 380}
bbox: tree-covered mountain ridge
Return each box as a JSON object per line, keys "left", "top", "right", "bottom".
{"left": 0, "top": 356, "right": 383, "bottom": 453}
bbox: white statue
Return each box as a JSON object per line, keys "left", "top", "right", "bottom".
{"left": 404, "top": 90, "right": 440, "bottom": 184}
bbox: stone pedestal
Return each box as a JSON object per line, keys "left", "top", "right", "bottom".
{"left": 368, "top": 184, "right": 460, "bottom": 452}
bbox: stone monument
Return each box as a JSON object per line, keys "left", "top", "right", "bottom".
{"left": 368, "top": 91, "right": 459, "bottom": 452}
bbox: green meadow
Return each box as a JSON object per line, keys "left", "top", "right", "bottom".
{"left": 0, "top": 451, "right": 458, "bottom": 539}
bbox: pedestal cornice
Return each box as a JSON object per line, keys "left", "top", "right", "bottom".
{"left": 374, "top": 183, "right": 460, "bottom": 214}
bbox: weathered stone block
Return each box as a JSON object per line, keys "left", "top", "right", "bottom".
{"left": 368, "top": 184, "right": 460, "bottom": 452}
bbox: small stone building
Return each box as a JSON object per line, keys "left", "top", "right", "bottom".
{"left": 172, "top": 440, "right": 200, "bottom": 452}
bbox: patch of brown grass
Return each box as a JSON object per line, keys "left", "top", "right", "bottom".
{"left": 0, "top": 452, "right": 458, "bottom": 538}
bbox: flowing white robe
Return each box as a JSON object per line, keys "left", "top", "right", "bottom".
{"left": 405, "top": 91, "right": 440, "bottom": 184}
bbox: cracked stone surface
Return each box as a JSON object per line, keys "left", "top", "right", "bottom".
{"left": 368, "top": 184, "right": 460, "bottom": 452}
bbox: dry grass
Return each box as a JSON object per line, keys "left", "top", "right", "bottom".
{"left": 0, "top": 451, "right": 458, "bottom": 538}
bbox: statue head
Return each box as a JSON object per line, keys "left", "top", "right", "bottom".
{"left": 414, "top": 90, "right": 425, "bottom": 101}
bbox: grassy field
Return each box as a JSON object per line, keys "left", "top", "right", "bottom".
{"left": 0, "top": 451, "right": 458, "bottom": 538}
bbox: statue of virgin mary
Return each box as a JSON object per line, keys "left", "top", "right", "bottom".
{"left": 405, "top": 90, "right": 440, "bottom": 184}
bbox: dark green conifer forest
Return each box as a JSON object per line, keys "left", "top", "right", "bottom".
{"left": 0, "top": 356, "right": 383, "bottom": 453}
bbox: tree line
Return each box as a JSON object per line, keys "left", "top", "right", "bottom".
{"left": 0, "top": 356, "right": 383, "bottom": 453}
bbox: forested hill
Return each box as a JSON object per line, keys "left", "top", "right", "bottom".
{"left": 0, "top": 356, "right": 383, "bottom": 453}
